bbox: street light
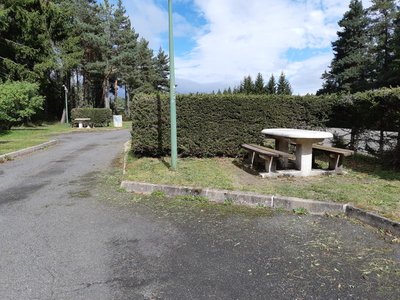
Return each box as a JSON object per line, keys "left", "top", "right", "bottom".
{"left": 62, "top": 85, "right": 69, "bottom": 124}
{"left": 168, "top": 0, "right": 178, "bottom": 170}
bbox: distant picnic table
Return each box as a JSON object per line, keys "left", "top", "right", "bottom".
{"left": 74, "top": 118, "right": 91, "bottom": 128}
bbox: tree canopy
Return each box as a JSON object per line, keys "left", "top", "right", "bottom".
{"left": 0, "top": 0, "right": 169, "bottom": 117}
{"left": 319, "top": 0, "right": 400, "bottom": 94}
{"left": 225, "top": 73, "right": 292, "bottom": 95}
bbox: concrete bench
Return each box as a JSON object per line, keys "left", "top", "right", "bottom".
{"left": 312, "top": 144, "right": 354, "bottom": 171}
{"left": 73, "top": 118, "right": 91, "bottom": 128}
{"left": 241, "top": 144, "right": 294, "bottom": 173}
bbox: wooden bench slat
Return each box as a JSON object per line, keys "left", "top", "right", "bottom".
{"left": 312, "top": 144, "right": 354, "bottom": 156}
{"left": 241, "top": 144, "right": 280, "bottom": 157}
{"left": 241, "top": 144, "right": 295, "bottom": 173}
{"left": 242, "top": 144, "right": 293, "bottom": 158}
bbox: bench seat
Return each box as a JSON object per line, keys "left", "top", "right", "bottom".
{"left": 241, "top": 144, "right": 294, "bottom": 173}
{"left": 312, "top": 144, "right": 354, "bottom": 171}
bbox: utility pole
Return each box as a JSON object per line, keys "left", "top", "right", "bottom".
{"left": 168, "top": 0, "right": 178, "bottom": 170}
{"left": 63, "top": 85, "right": 69, "bottom": 124}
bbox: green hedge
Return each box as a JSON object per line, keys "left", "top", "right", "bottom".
{"left": 71, "top": 108, "right": 112, "bottom": 127}
{"left": 131, "top": 93, "right": 336, "bottom": 157}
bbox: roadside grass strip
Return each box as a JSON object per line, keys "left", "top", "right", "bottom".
{"left": 124, "top": 154, "right": 400, "bottom": 223}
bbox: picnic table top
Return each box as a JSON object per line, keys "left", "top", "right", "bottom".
{"left": 74, "top": 118, "right": 91, "bottom": 121}
{"left": 261, "top": 128, "right": 333, "bottom": 140}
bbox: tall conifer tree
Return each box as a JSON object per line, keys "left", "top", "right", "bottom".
{"left": 277, "top": 72, "right": 292, "bottom": 95}
{"left": 368, "top": 0, "right": 397, "bottom": 88}
{"left": 265, "top": 74, "right": 277, "bottom": 94}
{"left": 254, "top": 72, "right": 265, "bottom": 94}
{"left": 319, "top": 0, "right": 369, "bottom": 94}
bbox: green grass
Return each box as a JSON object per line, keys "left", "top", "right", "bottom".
{"left": 0, "top": 121, "right": 132, "bottom": 155}
{"left": 124, "top": 154, "right": 400, "bottom": 222}
{"left": 125, "top": 155, "right": 234, "bottom": 190}
{"left": 0, "top": 123, "right": 73, "bottom": 155}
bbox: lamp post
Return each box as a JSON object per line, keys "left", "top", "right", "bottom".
{"left": 168, "top": 0, "right": 178, "bottom": 170}
{"left": 62, "top": 85, "right": 69, "bottom": 124}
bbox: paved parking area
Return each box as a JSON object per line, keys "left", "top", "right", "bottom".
{"left": 0, "top": 130, "right": 399, "bottom": 299}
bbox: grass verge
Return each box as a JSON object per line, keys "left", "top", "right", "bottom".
{"left": 0, "top": 121, "right": 132, "bottom": 155}
{"left": 124, "top": 153, "right": 400, "bottom": 222}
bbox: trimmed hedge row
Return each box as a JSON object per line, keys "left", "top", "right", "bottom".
{"left": 131, "top": 93, "right": 336, "bottom": 157}
{"left": 71, "top": 108, "right": 112, "bottom": 127}
{"left": 327, "top": 88, "right": 400, "bottom": 154}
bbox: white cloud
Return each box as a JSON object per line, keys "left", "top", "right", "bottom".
{"left": 125, "top": 0, "right": 371, "bottom": 94}
{"left": 124, "top": 0, "right": 197, "bottom": 49}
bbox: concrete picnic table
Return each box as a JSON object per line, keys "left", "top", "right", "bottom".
{"left": 74, "top": 118, "right": 91, "bottom": 128}
{"left": 261, "top": 128, "right": 333, "bottom": 176}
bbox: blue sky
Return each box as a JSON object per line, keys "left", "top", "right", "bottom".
{"left": 119, "top": 0, "right": 372, "bottom": 95}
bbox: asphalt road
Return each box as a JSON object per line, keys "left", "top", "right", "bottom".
{"left": 0, "top": 130, "right": 399, "bottom": 300}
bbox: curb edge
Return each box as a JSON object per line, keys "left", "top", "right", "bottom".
{"left": 120, "top": 181, "right": 399, "bottom": 236}
{"left": 0, "top": 140, "right": 58, "bottom": 162}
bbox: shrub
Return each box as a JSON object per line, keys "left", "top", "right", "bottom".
{"left": 0, "top": 81, "right": 44, "bottom": 130}
{"left": 131, "top": 93, "right": 336, "bottom": 157}
{"left": 71, "top": 108, "right": 112, "bottom": 127}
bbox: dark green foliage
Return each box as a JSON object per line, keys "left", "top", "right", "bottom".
{"left": 265, "top": 74, "right": 277, "bottom": 94}
{"left": 132, "top": 88, "right": 400, "bottom": 166}
{"left": 277, "top": 72, "right": 292, "bottom": 95}
{"left": 231, "top": 73, "right": 292, "bottom": 95}
{"left": 71, "top": 108, "right": 112, "bottom": 127}
{"left": 0, "top": 0, "right": 168, "bottom": 118}
{"left": 368, "top": 0, "right": 397, "bottom": 88}
{"left": 328, "top": 88, "right": 400, "bottom": 154}
{"left": 254, "top": 73, "right": 265, "bottom": 94}
{"left": 242, "top": 75, "right": 254, "bottom": 94}
{"left": 153, "top": 47, "right": 169, "bottom": 92}
{"left": 320, "top": 0, "right": 400, "bottom": 93}
{"left": 320, "top": 0, "right": 370, "bottom": 94}
{"left": 131, "top": 93, "right": 334, "bottom": 157}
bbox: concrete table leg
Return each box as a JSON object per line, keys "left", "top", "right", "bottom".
{"left": 275, "top": 138, "right": 289, "bottom": 169}
{"left": 295, "top": 142, "right": 313, "bottom": 176}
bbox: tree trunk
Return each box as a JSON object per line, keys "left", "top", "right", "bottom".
{"left": 102, "top": 77, "right": 110, "bottom": 109}
{"left": 350, "top": 127, "right": 359, "bottom": 152}
{"left": 397, "top": 130, "right": 400, "bottom": 151}
{"left": 76, "top": 70, "right": 80, "bottom": 108}
{"left": 114, "top": 79, "right": 118, "bottom": 99}
{"left": 125, "top": 85, "right": 130, "bottom": 116}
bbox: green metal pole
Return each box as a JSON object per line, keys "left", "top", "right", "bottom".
{"left": 168, "top": 0, "right": 178, "bottom": 170}
{"left": 63, "top": 85, "right": 69, "bottom": 124}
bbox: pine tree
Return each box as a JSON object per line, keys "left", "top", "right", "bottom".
{"left": 133, "top": 38, "right": 156, "bottom": 94}
{"left": 0, "top": 0, "right": 55, "bottom": 82}
{"left": 153, "top": 48, "right": 169, "bottom": 92}
{"left": 317, "top": 71, "right": 337, "bottom": 95}
{"left": 242, "top": 75, "right": 254, "bottom": 94}
{"left": 254, "top": 72, "right": 265, "bottom": 94}
{"left": 277, "top": 72, "right": 292, "bottom": 95}
{"left": 368, "top": 0, "right": 397, "bottom": 88}
{"left": 265, "top": 74, "right": 277, "bottom": 94}
{"left": 319, "top": 0, "right": 369, "bottom": 94}
{"left": 390, "top": 8, "right": 400, "bottom": 86}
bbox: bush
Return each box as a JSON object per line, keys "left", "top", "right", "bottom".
{"left": 71, "top": 108, "right": 112, "bottom": 127}
{"left": 131, "top": 93, "right": 336, "bottom": 157}
{"left": 0, "top": 81, "right": 44, "bottom": 130}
